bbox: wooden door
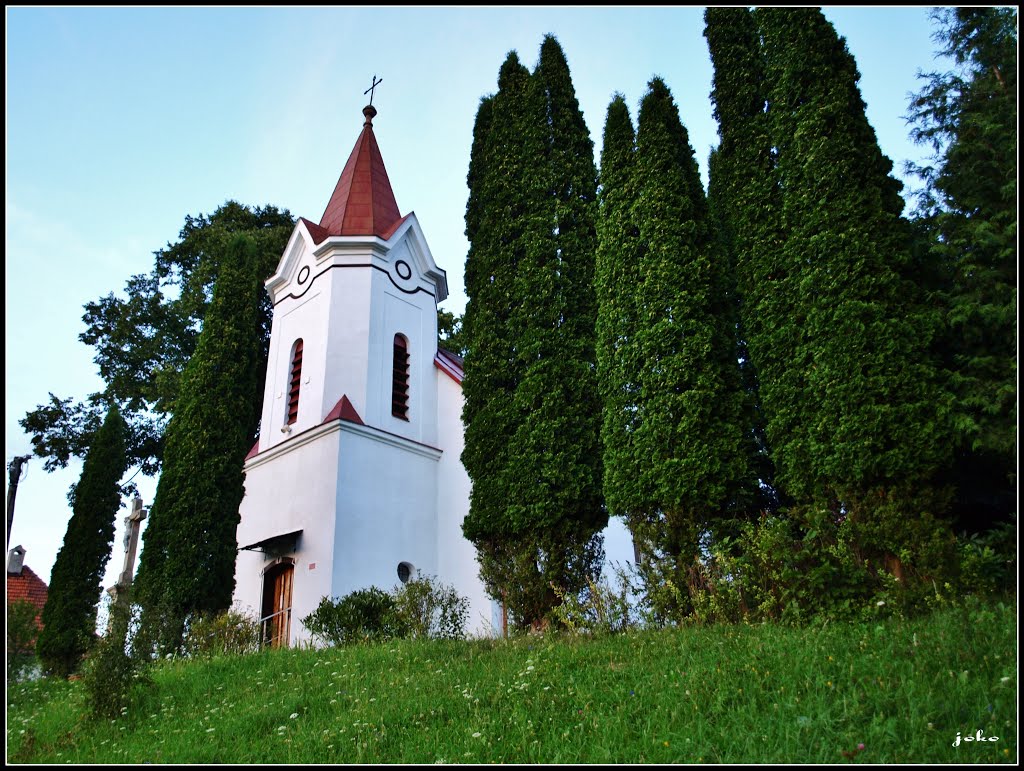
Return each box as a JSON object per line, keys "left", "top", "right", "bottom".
{"left": 262, "top": 563, "right": 293, "bottom": 648}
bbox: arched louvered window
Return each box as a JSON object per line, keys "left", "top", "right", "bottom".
{"left": 286, "top": 339, "right": 303, "bottom": 425}
{"left": 392, "top": 334, "right": 410, "bottom": 420}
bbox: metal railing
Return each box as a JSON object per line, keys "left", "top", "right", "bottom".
{"left": 259, "top": 607, "right": 292, "bottom": 649}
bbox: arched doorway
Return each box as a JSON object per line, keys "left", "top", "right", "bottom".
{"left": 261, "top": 560, "right": 294, "bottom": 648}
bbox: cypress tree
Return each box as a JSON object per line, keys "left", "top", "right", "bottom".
{"left": 517, "top": 35, "right": 605, "bottom": 620}
{"left": 462, "top": 38, "right": 606, "bottom": 628}
{"left": 461, "top": 53, "right": 540, "bottom": 623}
{"left": 611, "top": 78, "right": 757, "bottom": 601}
{"left": 754, "top": 8, "right": 954, "bottom": 569}
{"left": 595, "top": 95, "right": 644, "bottom": 527}
{"left": 704, "top": 7, "right": 783, "bottom": 517}
{"left": 37, "top": 405, "right": 127, "bottom": 677}
{"left": 134, "top": 233, "right": 264, "bottom": 652}
{"left": 907, "top": 8, "right": 1017, "bottom": 532}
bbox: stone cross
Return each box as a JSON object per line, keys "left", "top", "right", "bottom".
{"left": 116, "top": 496, "right": 148, "bottom": 591}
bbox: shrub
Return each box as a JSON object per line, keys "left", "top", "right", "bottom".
{"left": 302, "top": 587, "right": 401, "bottom": 646}
{"left": 181, "top": 610, "right": 261, "bottom": 658}
{"left": 302, "top": 578, "right": 471, "bottom": 646}
{"left": 550, "top": 564, "right": 637, "bottom": 636}
{"left": 681, "top": 506, "right": 965, "bottom": 625}
{"left": 82, "top": 596, "right": 151, "bottom": 720}
{"left": 958, "top": 518, "right": 1017, "bottom": 596}
{"left": 7, "top": 600, "right": 41, "bottom": 680}
{"left": 393, "top": 574, "right": 469, "bottom": 640}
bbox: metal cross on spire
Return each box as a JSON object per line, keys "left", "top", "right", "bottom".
{"left": 364, "top": 75, "right": 383, "bottom": 106}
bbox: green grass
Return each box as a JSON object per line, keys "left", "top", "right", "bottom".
{"left": 7, "top": 601, "right": 1016, "bottom": 764}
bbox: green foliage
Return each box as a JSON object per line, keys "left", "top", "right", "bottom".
{"left": 595, "top": 77, "right": 758, "bottom": 594}
{"left": 475, "top": 536, "right": 605, "bottom": 631}
{"left": 737, "top": 9, "right": 956, "bottom": 570}
{"left": 81, "top": 593, "right": 152, "bottom": 721}
{"left": 37, "top": 406, "right": 128, "bottom": 677}
{"left": 7, "top": 600, "right": 41, "bottom": 680}
{"left": 704, "top": 7, "right": 783, "bottom": 514}
{"left": 303, "top": 578, "right": 471, "bottom": 646}
{"left": 462, "top": 37, "right": 605, "bottom": 627}
{"left": 134, "top": 234, "right": 266, "bottom": 654}
{"left": 549, "top": 565, "right": 637, "bottom": 636}
{"left": 685, "top": 507, "right": 960, "bottom": 626}
{"left": 19, "top": 202, "right": 293, "bottom": 479}
{"left": 906, "top": 8, "right": 1017, "bottom": 533}
{"left": 302, "top": 588, "right": 403, "bottom": 646}
{"left": 688, "top": 515, "right": 872, "bottom": 625}
{"left": 627, "top": 541, "right": 698, "bottom": 626}
{"left": 392, "top": 575, "right": 470, "bottom": 641}
{"left": 181, "top": 610, "right": 262, "bottom": 659}
{"left": 595, "top": 95, "right": 644, "bottom": 528}
{"left": 437, "top": 309, "right": 467, "bottom": 357}
{"left": 956, "top": 518, "right": 1017, "bottom": 596}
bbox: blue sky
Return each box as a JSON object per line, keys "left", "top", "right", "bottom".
{"left": 5, "top": 6, "right": 949, "bottom": 598}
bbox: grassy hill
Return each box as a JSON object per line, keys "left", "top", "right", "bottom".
{"left": 6, "top": 601, "right": 1016, "bottom": 764}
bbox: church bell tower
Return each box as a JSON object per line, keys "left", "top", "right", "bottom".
{"left": 231, "top": 97, "right": 486, "bottom": 648}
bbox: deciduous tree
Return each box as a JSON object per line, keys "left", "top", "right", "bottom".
{"left": 19, "top": 202, "right": 294, "bottom": 479}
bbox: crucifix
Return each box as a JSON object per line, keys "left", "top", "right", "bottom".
{"left": 364, "top": 75, "right": 383, "bottom": 105}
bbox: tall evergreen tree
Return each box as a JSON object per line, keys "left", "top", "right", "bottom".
{"left": 753, "top": 8, "right": 954, "bottom": 569}
{"left": 595, "top": 95, "right": 644, "bottom": 529}
{"left": 601, "top": 78, "right": 757, "bottom": 605}
{"left": 134, "top": 234, "right": 264, "bottom": 652}
{"left": 907, "top": 7, "right": 1017, "bottom": 532}
{"left": 704, "top": 7, "right": 783, "bottom": 517}
{"left": 36, "top": 406, "right": 127, "bottom": 677}
{"left": 462, "top": 38, "right": 605, "bottom": 628}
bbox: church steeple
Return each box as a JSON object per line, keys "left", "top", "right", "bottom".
{"left": 317, "top": 103, "right": 403, "bottom": 239}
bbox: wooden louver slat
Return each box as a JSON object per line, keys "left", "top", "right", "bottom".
{"left": 287, "top": 340, "right": 303, "bottom": 425}
{"left": 392, "top": 335, "right": 410, "bottom": 420}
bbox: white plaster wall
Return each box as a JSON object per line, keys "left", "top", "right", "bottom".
{"left": 320, "top": 266, "right": 373, "bottom": 422}
{"left": 328, "top": 424, "right": 441, "bottom": 604}
{"left": 362, "top": 233, "right": 441, "bottom": 447}
{"left": 600, "top": 515, "right": 637, "bottom": 571}
{"left": 435, "top": 370, "right": 496, "bottom": 636}
{"left": 259, "top": 289, "right": 330, "bottom": 454}
{"left": 233, "top": 426, "right": 341, "bottom": 645}
{"left": 365, "top": 283, "right": 439, "bottom": 446}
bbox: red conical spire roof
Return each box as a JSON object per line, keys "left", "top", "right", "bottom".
{"left": 318, "top": 104, "right": 403, "bottom": 239}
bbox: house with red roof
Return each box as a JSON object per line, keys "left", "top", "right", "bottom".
{"left": 7, "top": 545, "right": 49, "bottom": 634}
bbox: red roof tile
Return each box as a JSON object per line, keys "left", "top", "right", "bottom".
{"left": 7, "top": 565, "right": 49, "bottom": 628}
{"left": 318, "top": 105, "right": 403, "bottom": 240}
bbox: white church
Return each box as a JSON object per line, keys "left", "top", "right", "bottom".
{"left": 232, "top": 101, "right": 631, "bottom": 646}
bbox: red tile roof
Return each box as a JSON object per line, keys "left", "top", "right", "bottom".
{"left": 299, "top": 217, "right": 331, "bottom": 244}
{"left": 323, "top": 394, "right": 365, "bottom": 425}
{"left": 435, "top": 347, "right": 464, "bottom": 385}
{"left": 318, "top": 105, "right": 403, "bottom": 240}
{"left": 7, "top": 565, "right": 49, "bottom": 627}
